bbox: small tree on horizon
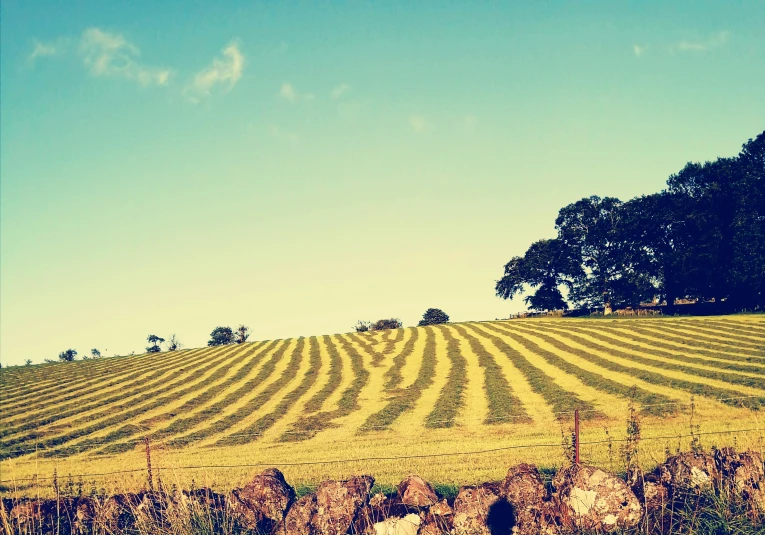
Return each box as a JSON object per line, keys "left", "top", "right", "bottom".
{"left": 24, "top": 359, "right": 32, "bottom": 366}
{"left": 417, "top": 308, "right": 450, "bottom": 326}
{"left": 58, "top": 349, "right": 77, "bottom": 362}
{"left": 208, "top": 326, "right": 235, "bottom": 346}
{"left": 166, "top": 334, "right": 182, "bottom": 351}
{"left": 353, "top": 320, "right": 371, "bottom": 333}
{"left": 234, "top": 325, "right": 251, "bottom": 344}
{"left": 91, "top": 348, "right": 102, "bottom": 359}
{"left": 146, "top": 335, "right": 164, "bottom": 353}
{"left": 370, "top": 318, "right": 403, "bottom": 331}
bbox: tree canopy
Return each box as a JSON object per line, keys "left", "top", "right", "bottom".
{"left": 58, "top": 349, "right": 77, "bottom": 362}
{"left": 208, "top": 326, "right": 235, "bottom": 346}
{"left": 417, "top": 308, "right": 450, "bottom": 326}
{"left": 496, "top": 130, "right": 765, "bottom": 313}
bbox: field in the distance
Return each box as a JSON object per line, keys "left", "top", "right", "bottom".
{"left": 2, "top": 315, "right": 764, "bottom": 496}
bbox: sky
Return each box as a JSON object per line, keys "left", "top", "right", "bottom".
{"left": 1, "top": 1, "right": 764, "bottom": 365}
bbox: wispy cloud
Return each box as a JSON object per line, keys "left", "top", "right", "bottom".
{"left": 80, "top": 28, "right": 171, "bottom": 86}
{"left": 409, "top": 115, "right": 429, "bottom": 133}
{"left": 633, "top": 44, "right": 647, "bottom": 57}
{"left": 331, "top": 83, "right": 351, "bottom": 99}
{"left": 278, "top": 82, "right": 314, "bottom": 103}
{"left": 675, "top": 31, "right": 729, "bottom": 52}
{"left": 184, "top": 41, "right": 244, "bottom": 102}
{"left": 29, "top": 38, "right": 67, "bottom": 63}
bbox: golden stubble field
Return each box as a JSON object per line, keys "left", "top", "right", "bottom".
{"left": 2, "top": 315, "right": 764, "bottom": 497}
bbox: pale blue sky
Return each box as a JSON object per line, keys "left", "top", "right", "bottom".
{"left": 2, "top": 1, "right": 763, "bottom": 365}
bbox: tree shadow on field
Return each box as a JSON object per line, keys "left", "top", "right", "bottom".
{"left": 486, "top": 499, "right": 515, "bottom": 535}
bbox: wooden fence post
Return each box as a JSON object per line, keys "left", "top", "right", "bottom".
{"left": 144, "top": 437, "right": 154, "bottom": 492}
{"left": 574, "top": 409, "right": 580, "bottom": 465}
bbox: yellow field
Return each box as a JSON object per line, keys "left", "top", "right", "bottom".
{"left": 2, "top": 315, "right": 764, "bottom": 497}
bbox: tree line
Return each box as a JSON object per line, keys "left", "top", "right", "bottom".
{"left": 496, "top": 130, "right": 765, "bottom": 314}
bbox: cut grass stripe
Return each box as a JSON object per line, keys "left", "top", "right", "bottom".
{"left": 465, "top": 323, "right": 602, "bottom": 419}
{"left": 530, "top": 323, "right": 765, "bottom": 393}
{"left": 39, "top": 342, "right": 274, "bottom": 457}
{"left": 0, "top": 347, "right": 209, "bottom": 436}
{"left": 502, "top": 323, "right": 765, "bottom": 411}
{"left": 696, "top": 320, "right": 765, "bottom": 340}
{"left": 449, "top": 324, "right": 532, "bottom": 425}
{"left": 660, "top": 321, "right": 765, "bottom": 348}
{"left": 302, "top": 335, "right": 343, "bottom": 414}
{"left": 0, "top": 345, "right": 235, "bottom": 450}
{"left": 424, "top": 326, "right": 468, "bottom": 428}
{"left": 1, "top": 343, "right": 258, "bottom": 458}
{"left": 489, "top": 323, "right": 676, "bottom": 416}
{"left": 98, "top": 340, "right": 287, "bottom": 453}
{"left": 632, "top": 324, "right": 765, "bottom": 355}
{"left": 153, "top": 339, "right": 301, "bottom": 449}
{"left": 589, "top": 324, "right": 765, "bottom": 365}
{"left": 359, "top": 327, "right": 437, "bottom": 432}
{"left": 1, "top": 349, "right": 197, "bottom": 417}
{"left": 383, "top": 328, "right": 419, "bottom": 391}
{"left": 209, "top": 336, "right": 323, "bottom": 447}
{"left": 551, "top": 324, "right": 765, "bottom": 376}
{"left": 279, "top": 334, "right": 370, "bottom": 441}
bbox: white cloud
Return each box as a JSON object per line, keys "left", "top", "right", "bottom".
{"left": 676, "top": 31, "right": 729, "bottom": 52}
{"left": 633, "top": 44, "right": 647, "bottom": 57}
{"left": 29, "top": 38, "right": 66, "bottom": 63}
{"left": 80, "top": 28, "right": 171, "bottom": 86}
{"left": 184, "top": 41, "right": 244, "bottom": 102}
{"left": 409, "top": 115, "right": 429, "bottom": 133}
{"left": 279, "top": 82, "right": 314, "bottom": 103}
{"left": 331, "top": 83, "right": 351, "bottom": 98}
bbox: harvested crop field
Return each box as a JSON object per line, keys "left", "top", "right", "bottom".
{"left": 2, "top": 315, "right": 764, "bottom": 497}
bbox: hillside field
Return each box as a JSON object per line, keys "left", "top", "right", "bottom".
{"left": 2, "top": 315, "right": 764, "bottom": 497}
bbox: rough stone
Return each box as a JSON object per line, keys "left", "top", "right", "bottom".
{"left": 314, "top": 475, "right": 375, "bottom": 535}
{"left": 502, "top": 463, "right": 550, "bottom": 535}
{"left": 233, "top": 468, "right": 295, "bottom": 530}
{"left": 715, "top": 448, "right": 765, "bottom": 515}
{"left": 453, "top": 482, "right": 512, "bottom": 535}
{"left": 397, "top": 474, "right": 439, "bottom": 507}
{"left": 429, "top": 499, "right": 452, "bottom": 517}
{"left": 553, "top": 464, "right": 642, "bottom": 532}
{"left": 661, "top": 452, "right": 720, "bottom": 493}
{"left": 279, "top": 493, "right": 317, "bottom": 535}
{"left": 373, "top": 513, "right": 421, "bottom": 535}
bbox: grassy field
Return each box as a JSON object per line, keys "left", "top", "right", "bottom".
{"left": 2, "top": 315, "right": 764, "bottom": 497}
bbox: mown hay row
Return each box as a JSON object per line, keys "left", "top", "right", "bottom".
{"left": 506, "top": 323, "right": 765, "bottom": 410}
{"left": 589, "top": 324, "right": 765, "bottom": 365}
{"left": 211, "top": 336, "right": 324, "bottom": 447}
{"left": 0, "top": 347, "right": 211, "bottom": 436}
{"left": 3, "top": 343, "right": 262, "bottom": 459}
{"left": 624, "top": 323, "right": 765, "bottom": 356}
{"left": 301, "top": 335, "right": 343, "bottom": 414}
{"left": 424, "top": 326, "right": 468, "bottom": 428}
{"left": 543, "top": 323, "right": 765, "bottom": 380}
{"left": 449, "top": 324, "right": 532, "bottom": 424}
{"left": 278, "top": 334, "right": 370, "bottom": 441}
{"left": 465, "top": 323, "right": 601, "bottom": 419}
{"left": 383, "top": 328, "right": 419, "bottom": 391}
{"left": 492, "top": 323, "right": 676, "bottom": 416}
{"left": 100, "top": 340, "right": 291, "bottom": 453}
{"left": 667, "top": 319, "right": 765, "bottom": 342}
{"left": 358, "top": 327, "right": 437, "bottom": 432}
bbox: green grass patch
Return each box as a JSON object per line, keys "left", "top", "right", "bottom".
{"left": 383, "top": 328, "right": 419, "bottom": 391}
{"left": 465, "top": 323, "right": 602, "bottom": 419}
{"left": 424, "top": 326, "right": 468, "bottom": 429}
{"left": 450, "top": 324, "right": 532, "bottom": 425}
{"left": 358, "top": 327, "right": 437, "bottom": 432}
{"left": 280, "top": 334, "right": 370, "bottom": 442}
{"left": 301, "top": 335, "right": 343, "bottom": 414}
{"left": 507, "top": 322, "right": 764, "bottom": 411}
